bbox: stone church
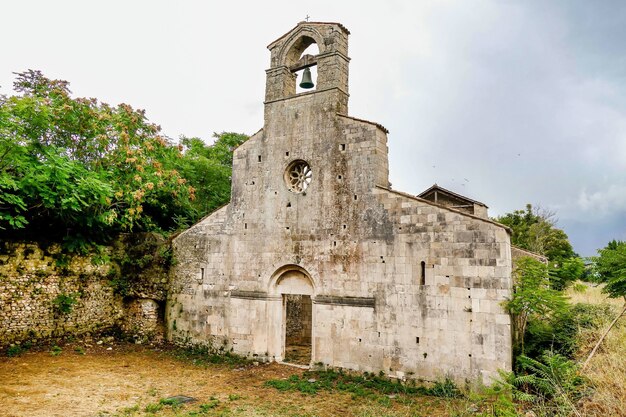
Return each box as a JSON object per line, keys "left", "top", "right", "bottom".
{"left": 168, "top": 21, "right": 513, "bottom": 384}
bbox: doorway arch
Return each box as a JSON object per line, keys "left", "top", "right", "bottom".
{"left": 267, "top": 265, "right": 315, "bottom": 365}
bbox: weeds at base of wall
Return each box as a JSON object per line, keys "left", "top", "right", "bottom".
{"left": 6, "top": 341, "right": 32, "bottom": 357}
{"left": 166, "top": 344, "right": 251, "bottom": 368}
{"left": 264, "top": 369, "right": 463, "bottom": 400}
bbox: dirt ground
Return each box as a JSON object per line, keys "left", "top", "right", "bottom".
{"left": 0, "top": 342, "right": 459, "bottom": 417}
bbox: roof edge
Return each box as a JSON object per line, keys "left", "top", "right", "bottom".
{"left": 337, "top": 113, "right": 389, "bottom": 134}
{"left": 511, "top": 245, "right": 548, "bottom": 261}
{"left": 375, "top": 185, "right": 511, "bottom": 233}
{"left": 173, "top": 203, "right": 231, "bottom": 241}
{"left": 418, "top": 183, "right": 488, "bottom": 208}
{"left": 268, "top": 21, "right": 350, "bottom": 49}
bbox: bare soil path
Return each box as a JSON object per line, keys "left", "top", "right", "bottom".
{"left": 0, "top": 343, "right": 457, "bottom": 417}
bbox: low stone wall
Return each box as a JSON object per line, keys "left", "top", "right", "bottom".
{"left": 0, "top": 242, "right": 122, "bottom": 347}
{"left": 0, "top": 236, "right": 170, "bottom": 349}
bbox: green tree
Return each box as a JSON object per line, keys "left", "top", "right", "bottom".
{"left": 176, "top": 132, "right": 248, "bottom": 220}
{"left": 582, "top": 240, "right": 626, "bottom": 368}
{"left": 592, "top": 240, "right": 626, "bottom": 300}
{"left": 495, "top": 204, "right": 581, "bottom": 289}
{"left": 0, "top": 70, "right": 247, "bottom": 243}
{"left": 504, "top": 257, "right": 568, "bottom": 356}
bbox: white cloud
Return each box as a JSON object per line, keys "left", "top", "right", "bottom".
{"left": 577, "top": 184, "right": 626, "bottom": 217}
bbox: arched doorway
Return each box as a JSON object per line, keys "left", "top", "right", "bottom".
{"left": 268, "top": 266, "right": 314, "bottom": 365}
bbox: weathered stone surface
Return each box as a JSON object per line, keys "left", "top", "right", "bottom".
{"left": 0, "top": 237, "right": 169, "bottom": 348}
{"left": 0, "top": 242, "right": 123, "bottom": 347}
{"left": 167, "top": 21, "right": 513, "bottom": 384}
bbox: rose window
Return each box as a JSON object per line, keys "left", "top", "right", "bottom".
{"left": 284, "top": 160, "right": 312, "bottom": 193}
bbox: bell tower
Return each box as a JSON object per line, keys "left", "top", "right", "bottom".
{"left": 170, "top": 20, "right": 513, "bottom": 385}
{"left": 264, "top": 22, "right": 350, "bottom": 112}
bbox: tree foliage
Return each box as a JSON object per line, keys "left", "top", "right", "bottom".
{"left": 0, "top": 70, "right": 247, "bottom": 244}
{"left": 592, "top": 240, "right": 626, "bottom": 300}
{"left": 505, "top": 257, "right": 568, "bottom": 356}
{"left": 495, "top": 204, "right": 581, "bottom": 289}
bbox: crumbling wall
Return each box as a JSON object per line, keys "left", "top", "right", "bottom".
{"left": 0, "top": 235, "right": 171, "bottom": 349}
{"left": 0, "top": 242, "right": 122, "bottom": 348}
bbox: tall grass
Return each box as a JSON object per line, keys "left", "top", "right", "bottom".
{"left": 567, "top": 282, "right": 626, "bottom": 416}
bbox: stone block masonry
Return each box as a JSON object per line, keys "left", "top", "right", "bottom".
{"left": 168, "top": 21, "right": 513, "bottom": 385}
{"left": 0, "top": 236, "right": 171, "bottom": 349}
{"left": 0, "top": 242, "right": 123, "bottom": 347}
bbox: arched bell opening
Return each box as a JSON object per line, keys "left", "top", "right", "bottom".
{"left": 282, "top": 36, "right": 321, "bottom": 96}
{"left": 267, "top": 265, "right": 316, "bottom": 365}
{"left": 265, "top": 23, "right": 349, "bottom": 105}
{"left": 294, "top": 43, "right": 319, "bottom": 94}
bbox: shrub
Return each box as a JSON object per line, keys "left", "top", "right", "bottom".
{"left": 524, "top": 302, "right": 614, "bottom": 360}
{"left": 52, "top": 292, "right": 78, "bottom": 315}
{"left": 7, "top": 345, "right": 24, "bottom": 357}
{"left": 496, "top": 351, "right": 588, "bottom": 416}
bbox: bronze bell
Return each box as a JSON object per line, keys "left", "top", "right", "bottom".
{"left": 299, "top": 67, "right": 314, "bottom": 89}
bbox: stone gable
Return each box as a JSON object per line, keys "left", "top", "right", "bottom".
{"left": 168, "top": 21, "right": 513, "bottom": 384}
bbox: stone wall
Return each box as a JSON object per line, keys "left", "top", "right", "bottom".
{"left": 0, "top": 236, "right": 170, "bottom": 349}
{"left": 0, "top": 242, "right": 122, "bottom": 348}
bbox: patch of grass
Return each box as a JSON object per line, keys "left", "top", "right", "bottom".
{"left": 144, "top": 402, "right": 163, "bottom": 413}
{"left": 264, "top": 369, "right": 463, "bottom": 402}
{"left": 50, "top": 345, "right": 63, "bottom": 356}
{"left": 159, "top": 397, "right": 183, "bottom": 408}
{"left": 168, "top": 345, "right": 251, "bottom": 368}
{"left": 428, "top": 378, "right": 463, "bottom": 398}
{"left": 7, "top": 345, "right": 25, "bottom": 357}
{"left": 198, "top": 398, "right": 220, "bottom": 411}
{"left": 74, "top": 346, "right": 86, "bottom": 355}
{"left": 568, "top": 283, "right": 626, "bottom": 416}
{"left": 117, "top": 404, "right": 139, "bottom": 416}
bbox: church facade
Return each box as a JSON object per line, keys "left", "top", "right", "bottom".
{"left": 167, "top": 22, "right": 513, "bottom": 384}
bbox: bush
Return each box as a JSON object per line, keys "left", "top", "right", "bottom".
{"left": 524, "top": 302, "right": 614, "bottom": 360}
{"left": 7, "top": 345, "right": 24, "bottom": 357}
{"left": 497, "top": 351, "right": 589, "bottom": 416}
{"left": 52, "top": 292, "right": 78, "bottom": 315}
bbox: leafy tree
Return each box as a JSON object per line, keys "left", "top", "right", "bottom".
{"left": 0, "top": 70, "right": 247, "bottom": 243}
{"left": 583, "top": 240, "right": 626, "bottom": 368}
{"left": 505, "top": 257, "right": 568, "bottom": 356}
{"left": 176, "top": 132, "right": 248, "bottom": 220}
{"left": 495, "top": 204, "right": 581, "bottom": 289}
{"left": 592, "top": 240, "right": 626, "bottom": 300}
{"left": 550, "top": 257, "right": 585, "bottom": 292}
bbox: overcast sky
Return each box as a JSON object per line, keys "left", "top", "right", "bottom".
{"left": 2, "top": 0, "right": 625, "bottom": 256}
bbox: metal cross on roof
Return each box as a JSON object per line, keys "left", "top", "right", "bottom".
{"left": 305, "top": 15, "right": 310, "bottom": 22}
